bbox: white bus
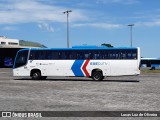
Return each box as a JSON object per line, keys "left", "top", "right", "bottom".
{"left": 13, "top": 46, "right": 140, "bottom": 80}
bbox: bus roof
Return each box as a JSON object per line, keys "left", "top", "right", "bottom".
{"left": 26, "top": 46, "right": 138, "bottom": 51}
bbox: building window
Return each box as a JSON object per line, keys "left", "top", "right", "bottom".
{"left": 1, "top": 42, "right": 6, "bottom": 45}
{"left": 8, "top": 42, "right": 18, "bottom": 45}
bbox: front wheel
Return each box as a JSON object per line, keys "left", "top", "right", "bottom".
{"left": 31, "top": 71, "right": 41, "bottom": 80}
{"left": 92, "top": 71, "right": 104, "bottom": 81}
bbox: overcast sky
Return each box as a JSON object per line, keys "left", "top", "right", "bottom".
{"left": 0, "top": 0, "right": 160, "bottom": 57}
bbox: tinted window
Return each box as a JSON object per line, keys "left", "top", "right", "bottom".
{"left": 29, "top": 49, "right": 137, "bottom": 60}
{"left": 15, "top": 50, "right": 28, "bottom": 68}
{"left": 29, "top": 50, "right": 52, "bottom": 60}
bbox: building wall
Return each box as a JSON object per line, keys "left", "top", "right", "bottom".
{"left": 0, "top": 36, "right": 43, "bottom": 67}
{"left": 0, "top": 36, "right": 19, "bottom": 46}
{"left": 0, "top": 48, "right": 22, "bottom": 67}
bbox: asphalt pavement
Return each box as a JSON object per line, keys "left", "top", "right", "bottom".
{"left": 0, "top": 68, "right": 160, "bottom": 120}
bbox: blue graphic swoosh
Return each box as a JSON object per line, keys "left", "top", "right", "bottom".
{"left": 71, "top": 60, "right": 84, "bottom": 76}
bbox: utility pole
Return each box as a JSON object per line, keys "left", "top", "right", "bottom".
{"left": 128, "top": 24, "right": 134, "bottom": 47}
{"left": 63, "top": 10, "right": 72, "bottom": 48}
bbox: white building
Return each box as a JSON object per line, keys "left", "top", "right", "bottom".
{"left": 0, "top": 36, "right": 19, "bottom": 47}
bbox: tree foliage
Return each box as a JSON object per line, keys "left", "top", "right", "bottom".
{"left": 101, "top": 43, "right": 113, "bottom": 48}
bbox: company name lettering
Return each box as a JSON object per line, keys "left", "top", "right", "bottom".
{"left": 90, "top": 62, "right": 107, "bottom": 65}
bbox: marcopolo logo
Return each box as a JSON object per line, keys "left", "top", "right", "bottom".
{"left": 90, "top": 62, "right": 108, "bottom": 65}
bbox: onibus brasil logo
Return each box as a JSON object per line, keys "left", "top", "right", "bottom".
{"left": 1, "top": 112, "right": 42, "bottom": 118}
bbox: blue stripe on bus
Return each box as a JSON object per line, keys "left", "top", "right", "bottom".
{"left": 71, "top": 60, "right": 84, "bottom": 76}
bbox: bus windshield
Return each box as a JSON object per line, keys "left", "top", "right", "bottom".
{"left": 14, "top": 50, "right": 29, "bottom": 68}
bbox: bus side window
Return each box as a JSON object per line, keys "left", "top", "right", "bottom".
{"left": 93, "top": 50, "right": 99, "bottom": 59}
{"left": 110, "top": 51, "right": 116, "bottom": 59}
{"left": 99, "top": 50, "right": 104, "bottom": 59}
{"left": 126, "top": 51, "right": 132, "bottom": 59}
{"left": 29, "top": 50, "right": 37, "bottom": 60}
{"left": 94, "top": 53, "right": 99, "bottom": 59}
{"left": 68, "top": 51, "right": 74, "bottom": 59}
{"left": 121, "top": 53, "right": 125, "bottom": 59}
{"left": 38, "top": 51, "right": 46, "bottom": 60}
{"left": 132, "top": 50, "right": 137, "bottom": 59}
{"left": 60, "top": 51, "right": 66, "bottom": 59}
{"left": 52, "top": 51, "right": 59, "bottom": 59}
{"left": 75, "top": 51, "right": 83, "bottom": 59}
{"left": 104, "top": 51, "right": 109, "bottom": 59}
{"left": 46, "top": 51, "right": 52, "bottom": 59}
{"left": 132, "top": 53, "right": 137, "bottom": 59}
{"left": 65, "top": 51, "right": 72, "bottom": 59}
{"left": 84, "top": 53, "right": 90, "bottom": 59}
{"left": 58, "top": 51, "right": 62, "bottom": 59}
{"left": 29, "top": 51, "right": 34, "bottom": 60}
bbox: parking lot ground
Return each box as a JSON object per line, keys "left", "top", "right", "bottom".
{"left": 0, "top": 68, "right": 160, "bottom": 119}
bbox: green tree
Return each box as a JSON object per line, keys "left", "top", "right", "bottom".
{"left": 101, "top": 43, "right": 113, "bottom": 48}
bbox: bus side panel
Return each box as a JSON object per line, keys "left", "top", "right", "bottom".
{"left": 46, "top": 60, "right": 75, "bottom": 76}
{"left": 109, "top": 60, "right": 140, "bottom": 76}
{"left": 27, "top": 60, "right": 75, "bottom": 76}
{"left": 29, "top": 60, "right": 111, "bottom": 77}
{"left": 86, "top": 60, "right": 110, "bottom": 76}
{"left": 15, "top": 59, "right": 140, "bottom": 77}
{"left": 13, "top": 66, "right": 30, "bottom": 76}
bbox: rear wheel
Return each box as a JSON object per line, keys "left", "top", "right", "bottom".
{"left": 92, "top": 71, "right": 104, "bottom": 81}
{"left": 31, "top": 71, "right": 41, "bottom": 80}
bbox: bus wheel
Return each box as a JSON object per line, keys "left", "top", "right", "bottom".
{"left": 41, "top": 76, "right": 47, "bottom": 80}
{"left": 31, "top": 71, "right": 41, "bottom": 80}
{"left": 92, "top": 71, "right": 104, "bottom": 81}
